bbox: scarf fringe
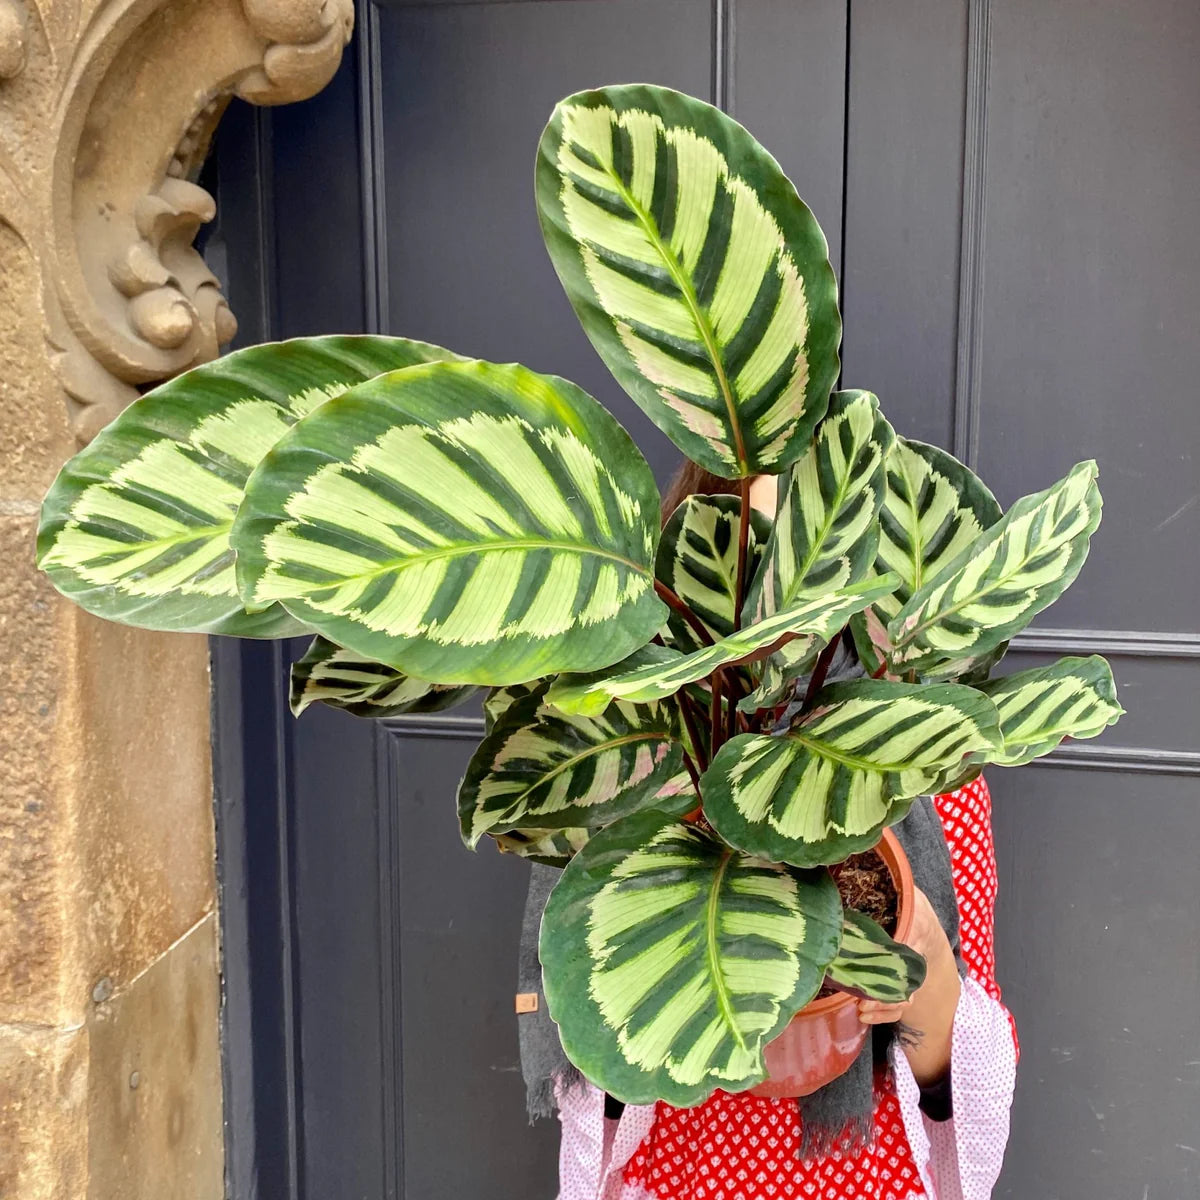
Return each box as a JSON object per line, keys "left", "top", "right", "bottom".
{"left": 526, "top": 1064, "right": 583, "bottom": 1122}
{"left": 798, "top": 1108, "right": 875, "bottom": 1160}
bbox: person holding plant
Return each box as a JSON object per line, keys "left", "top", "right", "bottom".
{"left": 533, "top": 466, "right": 1020, "bottom": 1200}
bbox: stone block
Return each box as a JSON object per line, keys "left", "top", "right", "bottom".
{"left": 69, "top": 612, "right": 216, "bottom": 997}
{"left": 0, "top": 1022, "right": 88, "bottom": 1200}
{"left": 0, "top": 514, "right": 76, "bottom": 1027}
{"left": 87, "top": 914, "right": 224, "bottom": 1200}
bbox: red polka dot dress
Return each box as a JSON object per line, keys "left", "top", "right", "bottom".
{"left": 555, "top": 778, "right": 1019, "bottom": 1200}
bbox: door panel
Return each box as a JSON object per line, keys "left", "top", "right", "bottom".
{"left": 840, "top": 0, "right": 969, "bottom": 449}
{"left": 992, "top": 765, "right": 1200, "bottom": 1198}
{"left": 976, "top": 0, "right": 1200, "bottom": 631}
{"left": 211, "top": 2, "right": 1200, "bottom": 1196}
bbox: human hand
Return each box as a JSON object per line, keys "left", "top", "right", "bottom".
{"left": 855, "top": 887, "right": 961, "bottom": 1085}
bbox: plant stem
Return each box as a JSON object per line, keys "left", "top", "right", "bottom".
{"left": 710, "top": 670, "right": 725, "bottom": 755}
{"left": 653, "top": 579, "right": 715, "bottom": 647}
{"left": 677, "top": 693, "right": 710, "bottom": 773}
{"left": 801, "top": 632, "right": 843, "bottom": 713}
{"left": 733, "top": 477, "right": 752, "bottom": 632}
{"left": 680, "top": 751, "right": 702, "bottom": 797}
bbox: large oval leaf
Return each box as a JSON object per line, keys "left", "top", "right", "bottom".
{"left": 702, "top": 680, "right": 1002, "bottom": 867}
{"left": 547, "top": 575, "right": 899, "bottom": 716}
{"left": 537, "top": 84, "right": 840, "bottom": 478}
{"left": 540, "top": 808, "right": 842, "bottom": 1106}
{"left": 745, "top": 390, "right": 894, "bottom": 622}
{"left": 458, "top": 690, "right": 684, "bottom": 845}
{"left": 888, "top": 461, "right": 1102, "bottom": 675}
{"left": 825, "top": 909, "right": 927, "bottom": 1003}
{"left": 657, "top": 494, "right": 771, "bottom": 651}
{"left": 232, "top": 359, "right": 666, "bottom": 685}
{"left": 978, "top": 654, "right": 1124, "bottom": 767}
{"left": 36, "top": 336, "right": 458, "bottom": 635}
{"left": 289, "top": 635, "right": 477, "bottom": 718}
{"left": 851, "top": 438, "right": 1002, "bottom": 679}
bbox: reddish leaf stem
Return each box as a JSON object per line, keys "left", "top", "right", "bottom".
{"left": 677, "top": 692, "right": 710, "bottom": 773}
{"left": 733, "top": 477, "right": 752, "bottom": 633}
{"left": 710, "top": 670, "right": 725, "bottom": 755}
{"left": 801, "top": 633, "right": 843, "bottom": 713}
{"left": 653, "top": 579, "right": 715, "bottom": 647}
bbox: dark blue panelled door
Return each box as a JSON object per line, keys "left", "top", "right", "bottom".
{"left": 209, "top": 3, "right": 1200, "bottom": 1198}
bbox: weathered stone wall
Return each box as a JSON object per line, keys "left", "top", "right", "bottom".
{"left": 0, "top": 3, "right": 352, "bottom": 1195}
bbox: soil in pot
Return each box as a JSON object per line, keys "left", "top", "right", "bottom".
{"left": 829, "top": 848, "right": 898, "bottom": 933}
{"left": 813, "top": 849, "right": 898, "bottom": 1000}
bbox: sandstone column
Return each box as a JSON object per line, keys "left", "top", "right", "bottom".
{"left": 0, "top": 3, "right": 352, "bottom": 1195}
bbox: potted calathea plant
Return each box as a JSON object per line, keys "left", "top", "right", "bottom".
{"left": 36, "top": 84, "right": 1123, "bottom": 1106}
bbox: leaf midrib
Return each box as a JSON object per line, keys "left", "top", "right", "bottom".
{"left": 596, "top": 163, "right": 748, "bottom": 473}
{"left": 492, "top": 729, "right": 672, "bottom": 822}
{"left": 704, "top": 848, "right": 747, "bottom": 1052}
{"left": 316, "top": 538, "right": 653, "bottom": 586}
{"left": 894, "top": 515, "right": 1074, "bottom": 649}
{"left": 784, "top": 725, "right": 958, "bottom": 775}
{"left": 75, "top": 519, "right": 232, "bottom": 559}
{"left": 782, "top": 436, "right": 871, "bottom": 607}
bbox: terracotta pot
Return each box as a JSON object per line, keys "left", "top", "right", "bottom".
{"left": 747, "top": 828, "right": 915, "bottom": 1099}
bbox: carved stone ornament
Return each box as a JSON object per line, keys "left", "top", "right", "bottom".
{"left": 0, "top": 0, "right": 353, "bottom": 443}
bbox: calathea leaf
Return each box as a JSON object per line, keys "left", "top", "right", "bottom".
{"left": 232, "top": 359, "right": 666, "bottom": 686}
{"left": 540, "top": 808, "right": 843, "bottom": 1106}
{"left": 825, "top": 910, "right": 927, "bottom": 1003}
{"left": 978, "top": 654, "right": 1124, "bottom": 767}
{"left": 851, "top": 438, "right": 1002, "bottom": 680}
{"left": 36, "top": 336, "right": 460, "bottom": 636}
{"left": 745, "top": 390, "right": 894, "bottom": 622}
{"left": 657, "top": 494, "right": 771, "bottom": 651}
{"left": 547, "top": 575, "right": 899, "bottom": 716}
{"left": 702, "top": 680, "right": 1002, "bottom": 867}
{"left": 537, "top": 84, "right": 840, "bottom": 478}
{"left": 483, "top": 681, "right": 545, "bottom": 733}
{"left": 487, "top": 771, "right": 695, "bottom": 867}
{"left": 738, "top": 639, "right": 820, "bottom": 713}
{"left": 290, "top": 635, "right": 477, "bottom": 718}
{"left": 887, "top": 461, "right": 1102, "bottom": 675}
{"left": 458, "top": 691, "right": 684, "bottom": 845}
{"left": 491, "top": 826, "right": 592, "bottom": 867}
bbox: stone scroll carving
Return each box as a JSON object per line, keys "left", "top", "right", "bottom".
{"left": 0, "top": 0, "right": 353, "bottom": 443}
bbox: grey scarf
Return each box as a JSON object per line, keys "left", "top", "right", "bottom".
{"left": 516, "top": 643, "right": 965, "bottom": 1158}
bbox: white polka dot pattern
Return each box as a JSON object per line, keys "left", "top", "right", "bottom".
{"left": 554, "top": 777, "right": 1017, "bottom": 1200}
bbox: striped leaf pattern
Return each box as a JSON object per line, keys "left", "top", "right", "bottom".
{"left": 289, "top": 636, "right": 476, "bottom": 719}
{"left": 825, "top": 910, "right": 927, "bottom": 1004}
{"left": 745, "top": 391, "right": 894, "bottom": 622}
{"left": 458, "top": 691, "right": 683, "bottom": 845}
{"left": 492, "top": 826, "right": 592, "bottom": 867}
{"left": 483, "top": 681, "right": 544, "bottom": 733}
{"left": 851, "top": 438, "right": 1002, "bottom": 680}
{"left": 657, "top": 495, "right": 771, "bottom": 651}
{"left": 737, "top": 639, "right": 819, "bottom": 713}
{"left": 537, "top": 84, "right": 841, "bottom": 478}
{"left": 232, "top": 360, "right": 666, "bottom": 686}
{"left": 888, "top": 461, "right": 1102, "bottom": 674}
{"left": 979, "top": 655, "right": 1124, "bottom": 767}
{"left": 702, "top": 680, "right": 1002, "bottom": 867}
{"left": 540, "top": 809, "right": 842, "bottom": 1105}
{"left": 547, "top": 575, "right": 899, "bottom": 716}
{"left": 488, "top": 770, "right": 695, "bottom": 866}
{"left": 36, "top": 336, "right": 460, "bottom": 636}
